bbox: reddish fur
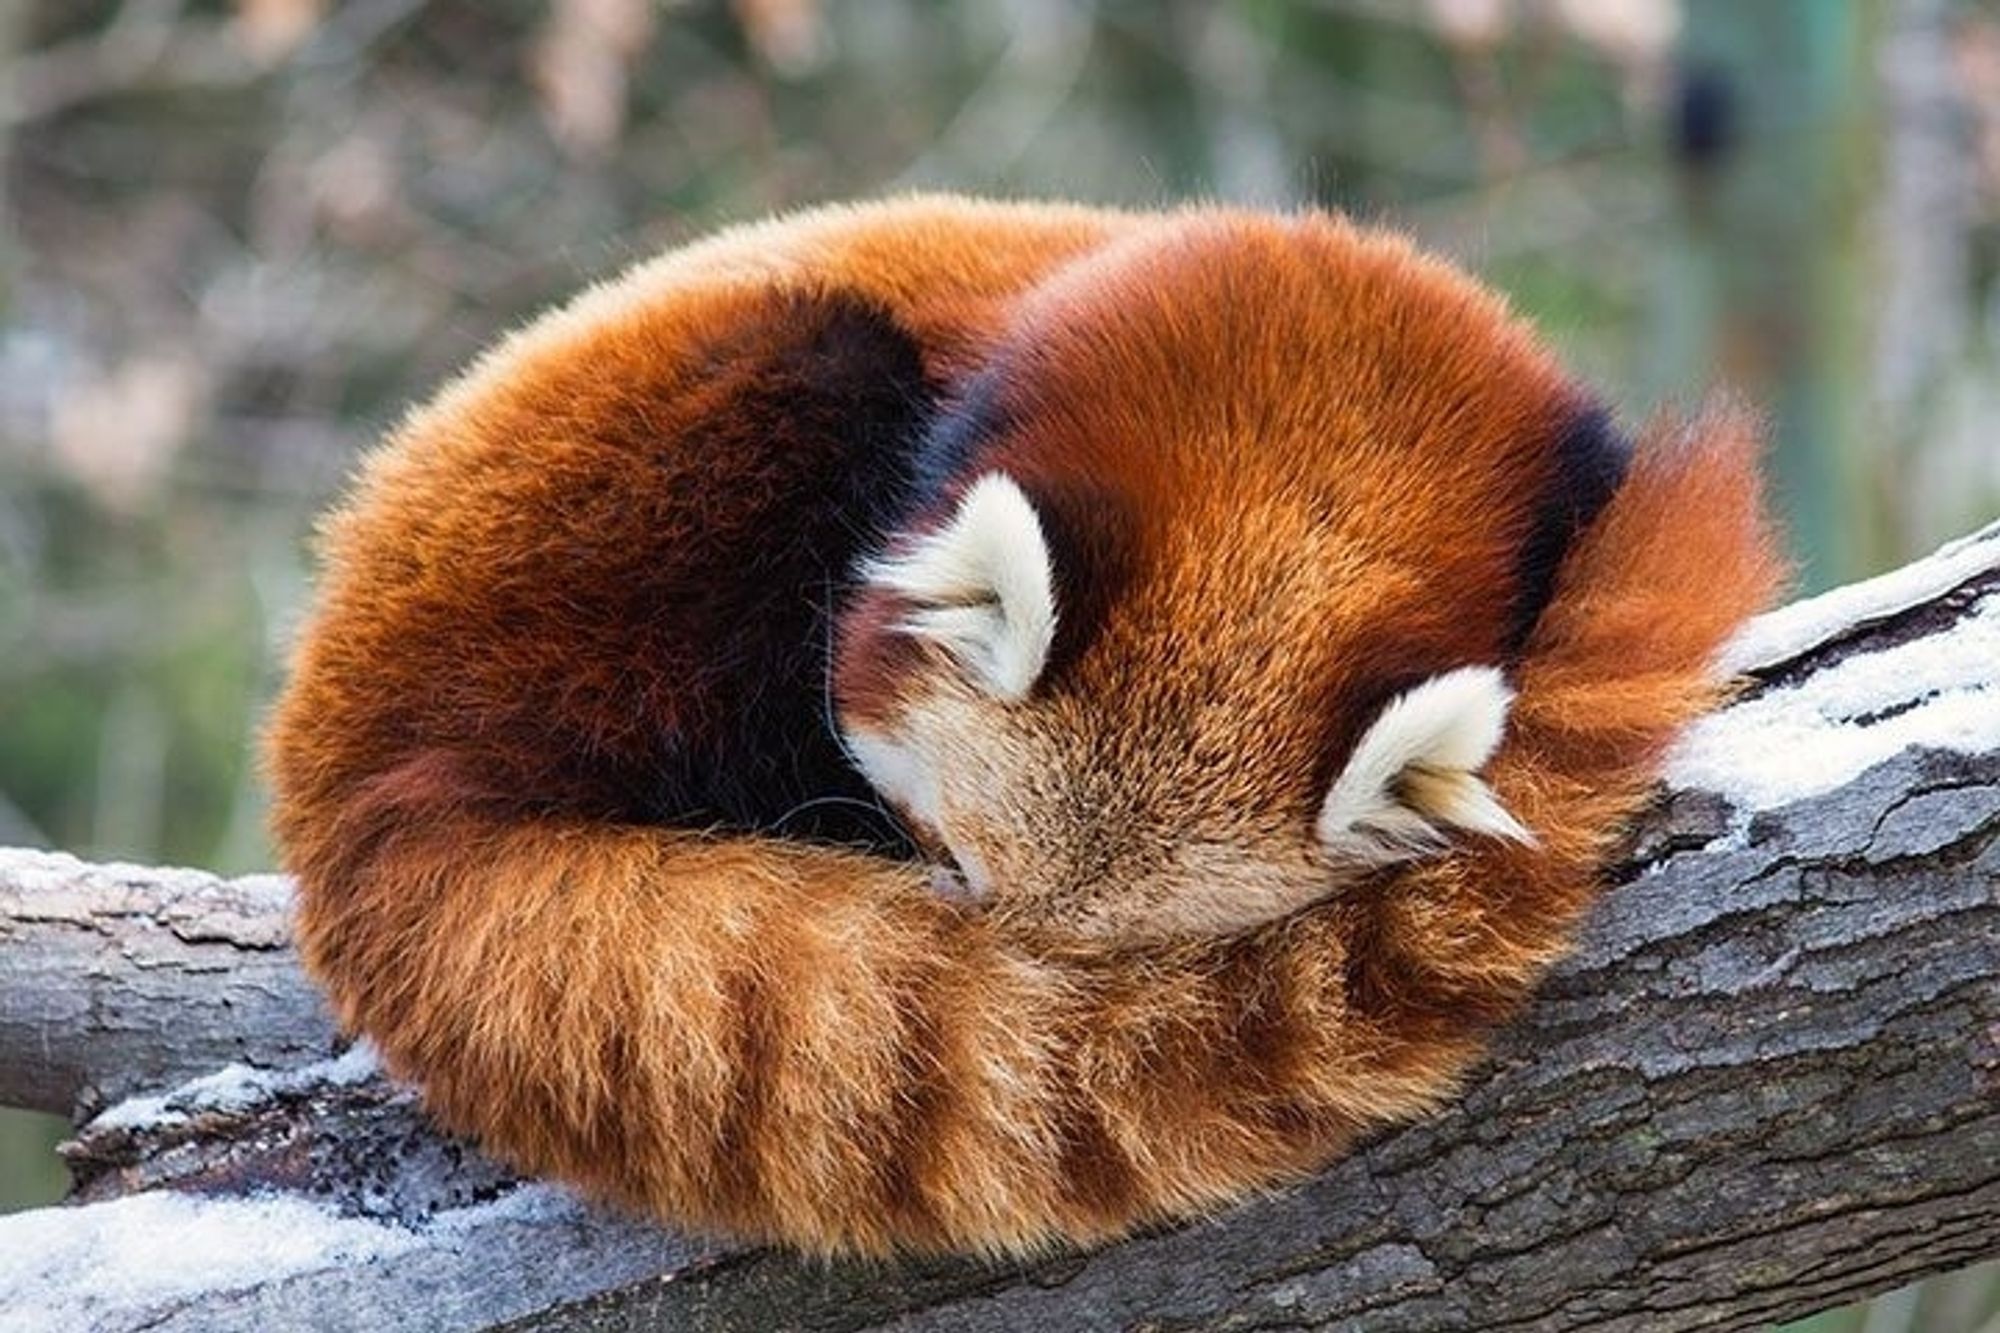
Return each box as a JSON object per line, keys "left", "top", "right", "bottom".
{"left": 266, "top": 196, "right": 1784, "bottom": 1256}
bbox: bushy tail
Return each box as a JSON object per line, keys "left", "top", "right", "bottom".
{"left": 270, "top": 407, "right": 1781, "bottom": 1258}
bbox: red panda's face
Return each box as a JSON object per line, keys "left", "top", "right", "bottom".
{"left": 833, "top": 215, "right": 1607, "bottom": 940}
{"left": 834, "top": 472, "right": 1534, "bottom": 940}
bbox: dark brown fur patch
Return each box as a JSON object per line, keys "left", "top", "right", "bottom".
{"left": 1508, "top": 399, "right": 1633, "bottom": 655}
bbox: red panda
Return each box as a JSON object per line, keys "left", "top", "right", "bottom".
{"left": 265, "top": 195, "right": 1783, "bottom": 1257}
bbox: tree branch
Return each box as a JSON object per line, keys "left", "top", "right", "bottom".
{"left": 2, "top": 521, "right": 1997, "bottom": 1333}
{"left": 0, "top": 857, "right": 329, "bottom": 1117}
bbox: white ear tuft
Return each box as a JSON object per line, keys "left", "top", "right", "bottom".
{"left": 1318, "top": 666, "right": 1534, "bottom": 867}
{"left": 865, "top": 474, "right": 1057, "bottom": 700}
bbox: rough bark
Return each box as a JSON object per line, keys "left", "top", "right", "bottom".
{"left": 1, "top": 521, "right": 1997, "bottom": 1333}
{"left": 0, "top": 857, "right": 331, "bottom": 1117}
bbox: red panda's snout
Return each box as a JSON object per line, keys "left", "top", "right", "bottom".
{"left": 833, "top": 472, "right": 1538, "bottom": 942}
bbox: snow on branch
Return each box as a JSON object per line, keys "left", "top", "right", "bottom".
{"left": 1, "top": 521, "right": 1997, "bottom": 1333}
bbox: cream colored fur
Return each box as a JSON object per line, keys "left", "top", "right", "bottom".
{"left": 864, "top": 474, "right": 1057, "bottom": 701}
{"left": 1317, "top": 665, "right": 1533, "bottom": 865}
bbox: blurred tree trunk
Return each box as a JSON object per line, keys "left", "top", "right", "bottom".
{"left": 1873, "top": 0, "right": 1982, "bottom": 556}
{"left": 1671, "top": 0, "right": 1879, "bottom": 590}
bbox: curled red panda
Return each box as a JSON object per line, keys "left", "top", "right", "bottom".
{"left": 265, "top": 195, "right": 1783, "bottom": 1256}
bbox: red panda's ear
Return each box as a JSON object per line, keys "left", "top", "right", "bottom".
{"left": 1318, "top": 666, "right": 1534, "bottom": 866}
{"left": 864, "top": 473, "right": 1057, "bottom": 700}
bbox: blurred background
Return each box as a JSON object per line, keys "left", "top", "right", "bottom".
{"left": 1, "top": 0, "right": 1996, "bottom": 1326}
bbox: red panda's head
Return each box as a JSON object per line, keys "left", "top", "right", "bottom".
{"left": 833, "top": 212, "right": 1627, "bottom": 940}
